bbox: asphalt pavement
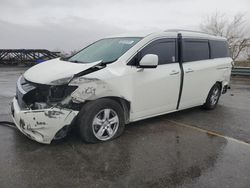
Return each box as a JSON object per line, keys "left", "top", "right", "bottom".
{"left": 0, "top": 67, "right": 250, "bottom": 188}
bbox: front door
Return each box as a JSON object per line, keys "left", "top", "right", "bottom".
{"left": 130, "top": 39, "right": 181, "bottom": 120}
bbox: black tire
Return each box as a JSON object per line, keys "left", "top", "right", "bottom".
{"left": 203, "top": 83, "right": 221, "bottom": 110}
{"left": 77, "top": 98, "right": 125, "bottom": 143}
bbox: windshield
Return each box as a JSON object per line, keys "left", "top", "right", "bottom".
{"left": 68, "top": 37, "right": 142, "bottom": 64}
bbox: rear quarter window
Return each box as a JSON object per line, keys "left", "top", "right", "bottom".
{"left": 210, "top": 40, "right": 230, "bottom": 58}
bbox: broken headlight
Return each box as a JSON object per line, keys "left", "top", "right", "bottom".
{"left": 22, "top": 84, "right": 77, "bottom": 108}
{"left": 48, "top": 85, "right": 77, "bottom": 102}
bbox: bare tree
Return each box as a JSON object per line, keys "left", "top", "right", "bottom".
{"left": 200, "top": 12, "right": 250, "bottom": 61}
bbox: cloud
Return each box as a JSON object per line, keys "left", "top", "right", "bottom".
{"left": 0, "top": 17, "right": 125, "bottom": 51}
{"left": 0, "top": 0, "right": 249, "bottom": 51}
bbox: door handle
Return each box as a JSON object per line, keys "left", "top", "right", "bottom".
{"left": 170, "top": 70, "right": 179, "bottom": 75}
{"left": 185, "top": 68, "right": 194, "bottom": 73}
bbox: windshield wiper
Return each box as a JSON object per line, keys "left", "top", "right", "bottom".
{"left": 70, "top": 59, "right": 117, "bottom": 64}
{"left": 69, "top": 60, "right": 86, "bottom": 63}
{"left": 69, "top": 61, "right": 106, "bottom": 82}
{"left": 66, "top": 59, "right": 117, "bottom": 84}
{"left": 102, "top": 59, "right": 118, "bottom": 64}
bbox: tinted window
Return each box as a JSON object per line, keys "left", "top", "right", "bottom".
{"left": 183, "top": 40, "right": 210, "bottom": 62}
{"left": 128, "top": 39, "right": 177, "bottom": 66}
{"left": 210, "top": 40, "right": 230, "bottom": 58}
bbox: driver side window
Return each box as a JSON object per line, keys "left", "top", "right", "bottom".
{"left": 128, "top": 38, "right": 177, "bottom": 66}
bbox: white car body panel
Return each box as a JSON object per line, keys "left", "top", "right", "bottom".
{"left": 24, "top": 58, "right": 102, "bottom": 85}
{"left": 180, "top": 58, "right": 232, "bottom": 109}
{"left": 130, "top": 63, "right": 181, "bottom": 120}
{"left": 11, "top": 30, "right": 232, "bottom": 144}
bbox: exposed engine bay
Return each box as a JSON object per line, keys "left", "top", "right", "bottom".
{"left": 16, "top": 76, "right": 79, "bottom": 110}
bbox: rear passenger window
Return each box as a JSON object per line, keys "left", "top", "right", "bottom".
{"left": 183, "top": 40, "right": 210, "bottom": 62}
{"left": 127, "top": 39, "right": 177, "bottom": 66}
{"left": 210, "top": 40, "right": 230, "bottom": 58}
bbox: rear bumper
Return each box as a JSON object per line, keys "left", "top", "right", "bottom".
{"left": 11, "top": 97, "right": 78, "bottom": 144}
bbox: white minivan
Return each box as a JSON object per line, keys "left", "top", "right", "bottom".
{"left": 11, "top": 30, "right": 232, "bottom": 144}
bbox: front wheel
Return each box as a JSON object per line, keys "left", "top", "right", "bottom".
{"left": 77, "top": 98, "right": 125, "bottom": 143}
{"left": 203, "top": 83, "right": 221, "bottom": 110}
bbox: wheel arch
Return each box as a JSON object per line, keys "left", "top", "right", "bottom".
{"left": 215, "top": 81, "right": 222, "bottom": 90}
{"left": 203, "top": 81, "right": 222, "bottom": 104}
{"left": 103, "top": 97, "right": 131, "bottom": 124}
{"left": 82, "top": 96, "right": 131, "bottom": 124}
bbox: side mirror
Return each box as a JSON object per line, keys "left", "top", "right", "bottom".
{"left": 139, "top": 54, "right": 158, "bottom": 68}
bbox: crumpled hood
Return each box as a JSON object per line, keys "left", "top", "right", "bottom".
{"left": 24, "top": 58, "right": 101, "bottom": 85}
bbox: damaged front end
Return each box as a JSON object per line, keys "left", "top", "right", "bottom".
{"left": 11, "top": 76, "right": 80, "bottom": 144}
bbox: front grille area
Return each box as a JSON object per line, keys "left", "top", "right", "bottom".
{"left": 16, "top": 76, "right": 78, "bottom": 110}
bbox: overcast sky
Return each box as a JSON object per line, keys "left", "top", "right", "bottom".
{"left": 0, "top": 0, "right": 249, "bottom": 51}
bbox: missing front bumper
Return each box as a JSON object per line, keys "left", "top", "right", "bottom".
{"left": 11, "top": 98, "right": 79, "bottom": 144}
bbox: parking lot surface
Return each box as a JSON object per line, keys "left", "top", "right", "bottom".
{"left": 0, "top": 67, "right": 250, "bottom": 188}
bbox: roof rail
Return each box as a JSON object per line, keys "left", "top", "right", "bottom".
{"left": 165, "top": 29, "right": 209, "bottom": 35}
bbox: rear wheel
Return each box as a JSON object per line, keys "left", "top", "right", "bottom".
{"left": 203, "top": 83, "right": 221, "bottom": 110}
{"left": 77, "top": 98, "right": 125, "bottom": 143}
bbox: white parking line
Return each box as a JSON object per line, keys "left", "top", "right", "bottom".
{"left": 167, "top": 119, "right": 250, "bottom": 146}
